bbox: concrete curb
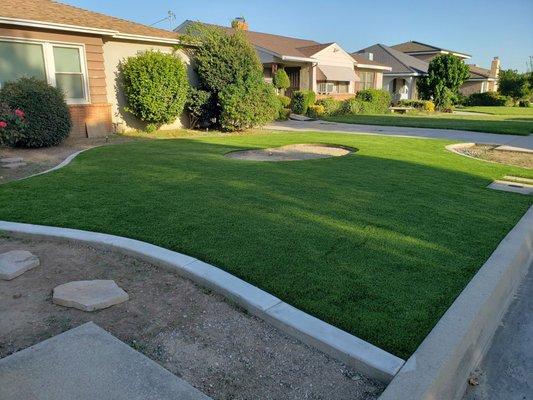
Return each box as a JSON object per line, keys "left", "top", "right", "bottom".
{"left": 379, "top": 206, "right": 533, "bottom": 400}
{"left": 17, "top": 148, "right": 93, "bottom": 182}
{"left": 0, "top": 220, "right": 404, "bottom": 383}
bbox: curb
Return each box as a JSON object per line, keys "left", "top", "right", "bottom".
{"left": 0, "top": 220, "right": 404, "bottom": 383}
{"left": 379, "top": 206, "right": 533, "bottom": 400}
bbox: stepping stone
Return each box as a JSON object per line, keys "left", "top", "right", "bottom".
{"left": 1, "top": 162, "right": 27, "bottom": 169}
{"left": 1, "top": 157, "right": 24, "bottom": 163}
{"left": 53, "top": 280, "right": 129, "bottom": 311}
{"left": 0, "top": 250, "right": 40, "bottom": 280}
{"left": 487, "top": 180, "right": 533, "bottom": 195}
{"left": 493, "top": 145, "right": 533, "bottom": 154}
{"left": 0, "top": 322, "right": 211, "bottom": 400}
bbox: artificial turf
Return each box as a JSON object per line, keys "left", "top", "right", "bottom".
{"left": 0, "top": 131, "right": 531, "bottom": 359}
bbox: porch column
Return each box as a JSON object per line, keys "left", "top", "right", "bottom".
{"left": 407, "top": 77, "right": 415, "bottom": 99}
{"left": 310, "top": 64, "right": 317, "bottom": 93}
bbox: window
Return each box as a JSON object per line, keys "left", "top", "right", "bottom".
{"left": 360, "top": 72, "right": 375, "bottom": 90}
{"left": 0, "top": 38, "right": 88, "bottom": 103}
{"left": 317, "top": 81, "right": 349, "bottom": 94}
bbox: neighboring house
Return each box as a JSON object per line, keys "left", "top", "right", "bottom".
{"left": 175, "top": 20, "right": 391, "bottom": 99}
{"left": 356, "top": 40, "right": 500, "bottom": 101}
{"left": 391, "top": 41, "right": 500, "bottom": 96}
{"left": 0, "top": 0, "right": 193, "bottom": 136}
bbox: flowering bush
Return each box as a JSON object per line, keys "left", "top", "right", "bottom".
{"left": 0, "top": 103, "right": 27, "bottom": 147}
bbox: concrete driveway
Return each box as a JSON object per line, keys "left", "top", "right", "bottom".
{"left": 265, "top": 120, "right": 533, "bottom": 151}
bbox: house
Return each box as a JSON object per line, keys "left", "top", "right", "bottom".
{"left": 391, "top": 41, "right": 500, "bottom": 95}
{"left": 176, "top": 20, "right": 391, "bottom": 99}
{"left": 0, "top": 0, "right": 193, "bottom": 136}
{"left": 356, "top": 41, "right": 500, "bottom": 101}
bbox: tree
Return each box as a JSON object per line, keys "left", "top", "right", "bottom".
{"left": 498, "top": 69, "right": 529, "bottom": 102}
{"left": 181, "top": 23, "right": 277, "bottom": 131}
{"left": 417, "top": 54, "right": 470, "bottom": 110}
{"left": 273, "top": 69, "right": 290, "bottom": 92}
{"left": 121, "top": 50, "right": 188, "bottom": 132}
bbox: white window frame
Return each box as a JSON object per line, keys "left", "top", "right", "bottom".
{"left": 318, "top": 82, "right": 335, "bottom": 94}
{"left": 0, "top": 36, "right": 90, "bottom": 104}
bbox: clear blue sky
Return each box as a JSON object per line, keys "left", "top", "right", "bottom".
{"left": 66, "top": 0, "right": 532, "bottom": 71}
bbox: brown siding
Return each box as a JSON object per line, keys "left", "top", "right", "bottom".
{"left": 0, "top": 25, "right": 112, "bottom": 136}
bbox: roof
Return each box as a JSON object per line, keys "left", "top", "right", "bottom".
{"left": 297, "top": 43, "right": 334, "bottom": 57}
{"left": 176, "top": 20, "right": 320, "bottom": 59}
{"left": 468, "top": 64, "right": 496, "bottom": 80}
{"left": 356, "top": 44, "right": 428, "bottom": 75}
{"left": 350, "top": 53, "right": 390, "bottom": 68}
{"left": 0, "top": 0, "right": 179, "bottom": 41}
{"left": 391, "top": 41, "right": 471, "bottom": 58}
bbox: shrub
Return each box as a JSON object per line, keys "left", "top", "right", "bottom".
{"left": 0, "top": 103, "right": 28, "bottom": 147}
{"left": 355, "top": 89, "right": 391, "bottom": 113}
{"left": 277, "top": 95, "right": 291, "bottom": 108}
{"left": 185, "top": 88, "right": 215, "bottom": 129}
{"left": 121, "top": 50, "right": 188, "bottom": 132}
{"left": 291, "top": 90, "right": 316, "bottom": 114}
{"left": 181, "top": 23, "right": 275, "bottom": 129}
{"left": 307, "top": 104, "right": 325, "bottom": 119}
{"left": 273, "top": 69, "right": 290, "bottom": 91}
{"left": 278, "top": 108, "right": 291, "bottom": 120}
{"left": 316, "top": 97, "right": 343, "bottom": 115}
{"left": 518, "top": 100, "right": 530, "bottom": 107}
{"left": 219, "top": 77, "right": 278, "bottom": 131}
{"left": 498, "top": 69, "right": 529, "bottom": 102}
{"left": 467, "top": 92, "right": 511, "bottom": 106}
{"left": 0, "top": 77, "right": 71, "bottom": 148}
{"left": 398, "top": 99, "right": 435, "bottom": 112}
{"left": 291, "top": 91, "right": 307, "bottom": 114}
{"left": 417, "top": 54, "right": 470, "bottom": 110}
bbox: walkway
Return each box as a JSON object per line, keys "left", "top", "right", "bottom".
{"left": 463, "top": 264, "right": 533, "bottom": 400}
{"left": 265, "top": 120, "right": 533, "bottom": 151}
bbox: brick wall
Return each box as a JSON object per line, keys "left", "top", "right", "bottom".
{"left": 69, "top": 104, "right": 112, "bottom": 138}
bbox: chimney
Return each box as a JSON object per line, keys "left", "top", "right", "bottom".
{"left": 367, "top": 52, "right": 374, "bottom": 61}
{"left": 231, "top": 17, "right": 248, "bottom": 30}
{"left": 491, "top": 56, "right": 500, "bottom": 78}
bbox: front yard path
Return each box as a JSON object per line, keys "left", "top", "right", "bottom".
{"left": 266, "top": 120, "right": 533, "bottom": 151}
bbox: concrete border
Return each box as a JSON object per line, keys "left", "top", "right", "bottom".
{"left": 0, "top": 220, "right": 404, "bottom": 383}
{"left": 18, "top": 148, "right": 92, "bottom": 182}
{"left": 379, "top": 206, "right": 533, "bottom": 400}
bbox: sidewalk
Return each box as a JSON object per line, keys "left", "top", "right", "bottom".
{"left": 265, "top": 120, "right": 533, "bottom": 151}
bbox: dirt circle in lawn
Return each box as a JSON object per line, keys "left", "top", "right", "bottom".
{"left": 225, "top": 143, "right": 354, "bottom": 161}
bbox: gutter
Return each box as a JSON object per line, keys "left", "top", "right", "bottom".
{"left": 0, "top": 16, "right": 182, "bottom": 45}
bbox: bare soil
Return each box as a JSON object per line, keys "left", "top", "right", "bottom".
{"left": 0, "top": 235, "right": 383, "bottom": 400}
{"left": 0, "top": 135, "right": 131, "bottom": 183}
{"left": 226, "top": 143, "right": 353, "bottom": 161}
{"left": 456, "top": 144, "right": 533, "bottom": 169}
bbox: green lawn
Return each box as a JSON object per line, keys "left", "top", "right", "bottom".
{"left": 460, "top": 106, "right": 533, "bottom": 116}
{"left": 0, "top": 131, "right": 531, "bottom": 359}
{"left": 323, "top": 112, "right": 533, "bottom": 135}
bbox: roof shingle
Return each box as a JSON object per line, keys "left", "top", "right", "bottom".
{"left": 0, "top": 0, "right": 179, "bottom": 40}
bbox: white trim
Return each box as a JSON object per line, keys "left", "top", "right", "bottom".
{"left": 281, "top": 55, "right": 316, "bottom": 63}
{"left": 384, "top": 72, "right": 421, "bottom": 77}
{"left": 404, "top": 50, "right": 471, "bottom": 59}
{"left": 0, "top": 17, "right": 182, "bottom": 46}
{"left": 0, "top": 36, "right": 90, "bottom": 104}
{"left": 0, "top": 17, "right": 117, "bottom": 36}
{"left": 356, "top": 63, "right": 392, "bottom": 71}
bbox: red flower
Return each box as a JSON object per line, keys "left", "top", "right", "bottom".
{"left": 14, "top": 109, "right": 25, "bottom": 118}
{"left": 0, "top": 121, "right": 7, "bottom": 129}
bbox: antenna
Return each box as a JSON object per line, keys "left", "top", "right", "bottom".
{"left": 149, "top": 10, "right": 176, "bottom": 30}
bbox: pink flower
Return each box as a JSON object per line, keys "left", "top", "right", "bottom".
{"left": 14, "top": 109, "right": 25, "bottom": 118}
{"left": 0, "top": 121, "right": 7, "bottom": 129}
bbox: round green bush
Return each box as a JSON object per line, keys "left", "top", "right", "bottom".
{"left": 273, "top": 69, "right": 290, "bottom": 90}
{"left": 121, "top": 50, "right": 189, "bottom": 131}
{"left": 0, "top": 77, "right": 71, "bottom": 148}
{"left": 277, "top": 95, "right": 291, "bottom": 108}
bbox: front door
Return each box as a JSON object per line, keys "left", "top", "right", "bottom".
{"left": 285, "top": 67, "right": 300, "bottom": 97}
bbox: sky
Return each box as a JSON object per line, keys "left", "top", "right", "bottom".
{"left": 66, "top": 0, "right": 533, "bottom": 71}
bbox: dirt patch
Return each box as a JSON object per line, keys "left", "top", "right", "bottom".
{"left": 226, "top": 143, "right": 353, "bottom": 161}
{"left": 453, "top": 144, "right": 533, "bottom": 169}
{"left": 0, "top": 135, "right": 131, "bottom": 183}
{"left": 0, "top": 235, "right": 383, "bottom": 400}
